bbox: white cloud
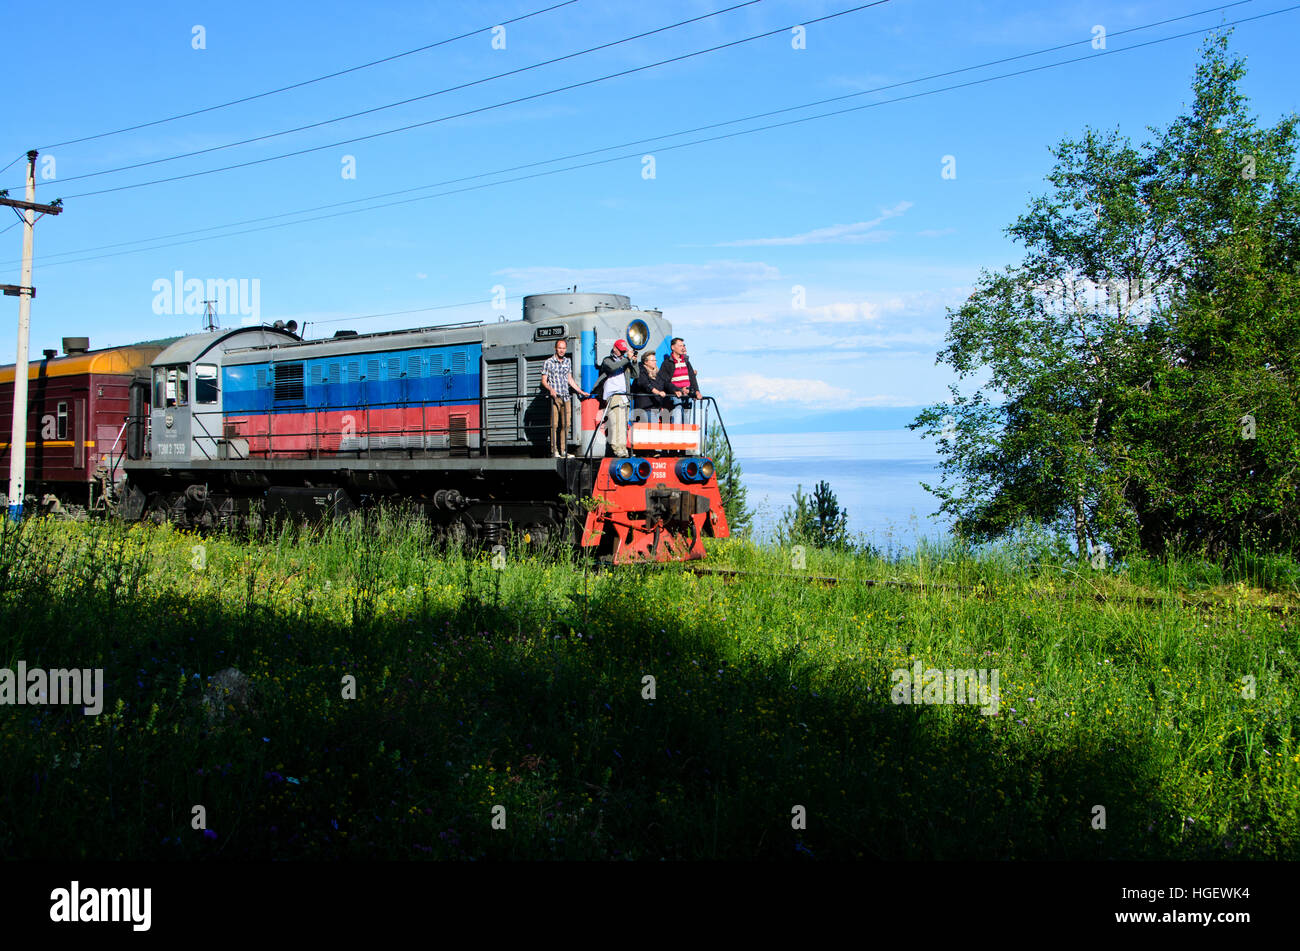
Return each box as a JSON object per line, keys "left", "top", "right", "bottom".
{"left": 704, "top": 373, "right": 911, "bottom": 409}
{"left": 715, "top": 201, "right": 913, "bottom": 247}
{"left": 797, "top": 297, "right": 903, "bottom": 324}
{"left": 493, "top": 260, "right": 780, "bottom": 304}
{"left": 691, "top": 286, "right": 968, "bottom": 334}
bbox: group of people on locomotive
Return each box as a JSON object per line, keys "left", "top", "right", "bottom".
{"left": 540, "top": 337, "right": 703, "bottom": 459}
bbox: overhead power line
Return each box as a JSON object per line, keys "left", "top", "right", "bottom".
{"left": 35, "top": 0, "right": 580, "bottom": 151}
{"left": 14, "top": 0, "right": 1276, "bottom": 270}
{"left": 30, "top": 0, "right": 765, "bottom": 189}
{"left": 311, "top": 286, "right": 572, "bottom": 326}
{"left": 45, "top": 0, "right": 891, "bottom": 200}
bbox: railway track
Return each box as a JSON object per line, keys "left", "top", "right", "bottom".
{"left": 655, "top": 564, "right": 1295, "bottom": 618}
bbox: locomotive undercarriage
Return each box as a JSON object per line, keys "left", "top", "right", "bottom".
{"left": 107, "top": 458, "right": 718, "bottom": 562}
{"left": 114, "top": 459, "right": 581, "bottom": 545}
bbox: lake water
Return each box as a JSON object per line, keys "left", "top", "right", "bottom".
{"left": 727, "top": 430, "right": 951, "bottom": 552}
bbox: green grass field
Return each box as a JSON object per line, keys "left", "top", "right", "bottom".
{"left": 0, "top": 513, "right": 1295, "bottom": 859}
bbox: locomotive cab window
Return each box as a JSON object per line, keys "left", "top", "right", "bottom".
{"left": 195, "top": 364, "right": 218, "bottom": 404}
{"left": 154, "top": 365, "right": 189, "bottom": 407}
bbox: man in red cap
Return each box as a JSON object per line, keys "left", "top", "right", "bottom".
{"left": 593, "top": 339, "right": 635, "bottom": 457}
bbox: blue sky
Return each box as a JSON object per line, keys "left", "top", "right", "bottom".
{"left": 2, "top": 0, "right": 1296, "bottom": 429}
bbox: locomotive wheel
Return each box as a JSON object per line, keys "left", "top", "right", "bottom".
{"left": 524, "top": 516, "right": 565, "bottom": 551}
{"left": 442, "top": 512, "right": 476, "bottom": 549}
{"left": 145, "top": 493, "right": 170, "bottom": 526}
{"left": 196, "top": 499, "right": 220, "bottom": 532}
{"left": 117, "top": 487, "right": 147, "bottom": 522}
{"left": 523, "top": 522, "right": 549, "bottom": 549}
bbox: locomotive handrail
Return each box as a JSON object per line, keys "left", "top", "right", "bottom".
{"left": 697, "top": 395, "right": 732, "bottom": 459}
{"left": 97, "top": 417, "right": 131, "bottom": 500}
{"left": 181, "top": 383, "right": 560, "bottom": 460}
{"left": 579, "top": 398, "right": 612, "bottom": 465}
{"left": 105, "top": 412, "right": 148, "bottom": 488}
{"left": 165, "top": 386, "right": 728, "bottom": 465}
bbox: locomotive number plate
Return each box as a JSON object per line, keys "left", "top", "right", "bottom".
{"left": 534, "top": 325, "right": 565, "bottom": 341}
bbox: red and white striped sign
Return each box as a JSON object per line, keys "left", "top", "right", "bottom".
{"left": 629, "top": 423, "right": 700, "bottom": 452}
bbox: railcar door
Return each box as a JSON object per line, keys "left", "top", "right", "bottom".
{"left": 522, "top": 350, "right": 554, "bottom": 448}
{"left": 126, "top": 379, "right": 148, "bottom": 460}
{"left": 482, "top": 343, "right": 565, "bottom": 450}
{"left": 190, "top": 362, "right": 222, "bottom": 459}
{"left": 483, "top": 353, "right": 523, "bottom": 446}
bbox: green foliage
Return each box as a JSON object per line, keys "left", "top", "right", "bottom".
{"left": 911, "top": 31, "right": 1300, "bottom": 561}
{"left": 777, "top": 480, "right": 851, "bottom": 550}
{"left": 1, "top": 518, "right": 1295, "bottom": 859}
{"left": 703, "top": 425, "right": 752, "bottom": 537}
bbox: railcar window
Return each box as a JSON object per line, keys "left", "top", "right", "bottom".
{"left": 174, "top": 367, "right": 189, "bottom": 406}
{"left": 196, "top": 364, "right": 218, "bottom": 404}
{"left": 56, "top": 402, "right": 68, "bottom": 440}
{"left": 153, "top": 367, "right": 165, "bottom": 408}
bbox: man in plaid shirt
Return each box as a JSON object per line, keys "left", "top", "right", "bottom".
{"left": 541, "top": 338, "right": 589, "bottom": 457}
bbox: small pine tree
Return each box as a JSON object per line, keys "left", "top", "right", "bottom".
{"left": 810, "top": 480, "right": 850, "bottom": 549}
{"left": 778, "top": 480, "right": 850, "bottom": 549}
{"left": 703, "top": 426, "right": 752, "bottom": 537}
{"left": 776, "top": 483, "right": 814, "bottom": 548}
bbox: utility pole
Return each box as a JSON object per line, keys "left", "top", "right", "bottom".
{"left": 1, "top": 150, "right": 64, "bottom": 521}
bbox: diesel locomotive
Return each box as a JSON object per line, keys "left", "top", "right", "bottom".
{"left": 0, "top": 292, "right": 732, "bottom": 563}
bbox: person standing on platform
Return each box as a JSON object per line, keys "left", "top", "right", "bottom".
{"left": 593, "top": 339, "right": 635, "bottom": 457}
{"left": 541, "top": 338, "right": 588, "bottom": 457}
{"left": 656, "top": 337, "right": 701, "bottom": 425}
{"left": 632, "top": 351, "right": 670, "bottom": 424}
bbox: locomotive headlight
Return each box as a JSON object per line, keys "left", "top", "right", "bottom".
{"left": 610, "top": 457, "right": 651, "bottom": 485}
{"left": 676, "top": 457, "right": 712, "bottom": 483}
{"left": 626, "top": 319, "right": 649, "bottom": 350}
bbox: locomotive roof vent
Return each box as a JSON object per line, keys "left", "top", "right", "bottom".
{"left": 62, "top": 336, "right": 89, "bottom": 355}
{"left": 522, "top": 292, "right": 632, "bottom": 323}
{"left": 333, "top": 330, "right": 358, "bottom": 338}
{"left": 42, "top": 348, "right": 57, "bottom": 360}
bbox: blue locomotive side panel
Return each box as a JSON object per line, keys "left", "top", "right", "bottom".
{"left": 223, "top": 343, "right": 482, "bottom": 414}
{"left": 221, "top": 343, "right": 484, "bottom": 456}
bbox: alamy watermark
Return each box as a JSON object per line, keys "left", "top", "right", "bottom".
{"left": 50, "top": 881, "right": 151, "bottom": 931}
{"left": 151, "top": 270, "right": 261, "bottom": 324}
{"left": 0, "top": 662, "right": 104, "bottom": 715}
{"left": 891, "top": 661, "right": 999, "bottom": 715}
